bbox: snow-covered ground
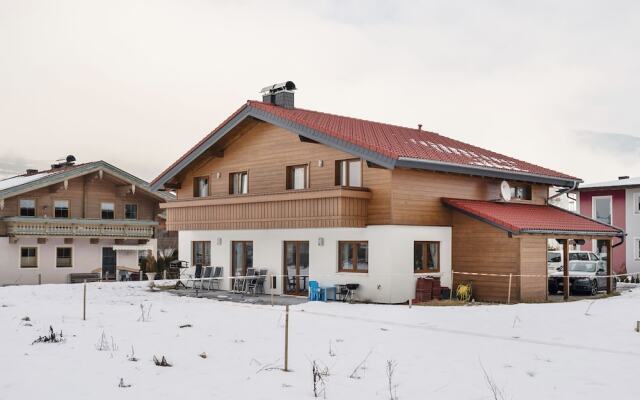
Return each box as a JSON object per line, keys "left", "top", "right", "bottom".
{"left": 1, "top": 283, "right": 639, "bottom": 400}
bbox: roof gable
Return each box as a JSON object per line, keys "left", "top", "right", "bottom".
{"left": 0, "top": 161, "right": 173, "bottom": 202}
{"left": 151, "top": 101, "right": 580, "bottom": 190}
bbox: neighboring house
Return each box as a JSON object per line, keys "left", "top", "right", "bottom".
{"left": 0, "top": 159, "right": 171, "bottom": 285}
{"left": 576, "top": 176, "right": 640, "bottom": 275}
{"left": 151, "top": 82, "right": 623, "bottom": 303}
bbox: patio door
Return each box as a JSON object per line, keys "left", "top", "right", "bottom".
{"left": 232, "top": 241, "right": 253, "bottom": 277}
{"left": 102, "top": 247, "right": 116, "bottom": 280}
{"left": 283, "top": 241, "right": 309, "bottom": 295}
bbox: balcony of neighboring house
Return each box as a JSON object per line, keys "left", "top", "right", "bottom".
{"left": 1, "top": 217, "right": 157, "bottom": 239}
{"left": 161, "top": 187, "right": 372, "bottom": 231}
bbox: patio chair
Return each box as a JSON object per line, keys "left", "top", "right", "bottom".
{"left": 208, "top": 266, "right": 223, "bottom": 290}
{"left": 118, "top": 270, "right": 129, "bottom": 282}
{"left": 256, "top": 269, "right": 268, "bottom": 294}
{"left": 308, "top": 280, "right": 325, "bottom": 301}
{"left": 186, "top": 264, "right": 203, "bottom": 289}
{"left": 199, "top": 266, "right": 213, "bottom": 290}
{"left": 245, "top": 269, "right": 258, "bottom": 295}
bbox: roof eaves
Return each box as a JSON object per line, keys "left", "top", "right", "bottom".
{"left": 397, "top": 157, "right": 581, "bottom": 187}
{"left": 0, "top": 161, "right": 169, "bottom": 202}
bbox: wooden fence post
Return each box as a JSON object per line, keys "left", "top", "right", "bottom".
{"left": 83, "top": 280, "right": 87, "bottom": 321}
{"left": 507, "top": 273, "right": 513, "bottom": 305}
{"left": 284, "top": 305, "right": 289, "bottom": 372}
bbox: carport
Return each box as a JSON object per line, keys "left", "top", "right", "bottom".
{"left": 443, "top": 198, "right": 625, "bottom": 303}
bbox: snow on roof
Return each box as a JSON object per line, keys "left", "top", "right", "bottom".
{"left": 579, "top": 176, "right": 640, "bottom": 190}
{"left": 0, "top": 170, "right": 62, "bottom": 192}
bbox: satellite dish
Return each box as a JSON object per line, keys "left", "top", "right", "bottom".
{"left": 500, "top": 181, "right": 512, "bottom": 202}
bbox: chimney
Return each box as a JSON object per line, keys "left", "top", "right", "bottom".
{"left": 260, "top": 81, "right": 297, "bottom": 109}
{"left": 619, "top": 176, "right": 630, "bottom": 180}
{"left": 25, "top": 169, "right": 38, "bottom": 175}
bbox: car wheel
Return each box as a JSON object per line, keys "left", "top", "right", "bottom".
{"left": 590, "top": 280, "right": 598, "bottom": 296}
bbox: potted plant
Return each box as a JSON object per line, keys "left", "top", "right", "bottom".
{"left": 144, "top": 253, "right": 158, "bottom": 281}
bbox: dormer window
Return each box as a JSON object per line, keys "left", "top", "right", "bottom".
{"left": 193, "top": 176, "right": 209, "bottom": 198}
{"left": 335, "top": 159, "right": 362, "bottom": 187}
{"left": 54, "top": 200, "right": 69, "bottom": 218}
{"left": 101, "top": 202, "right": 115, "bottom": 219}
{"left": 19, "top": 199, "right": 36, "bottom": 217}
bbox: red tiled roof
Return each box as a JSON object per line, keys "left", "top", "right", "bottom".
{"left": 152, "top": 100, "right": 579, "bottom": 187}
{"left": 442, "top": 198, "right": 622, "bottom": 235}
{"left": 247, "top": 101, "right": 578, "bottom": 181}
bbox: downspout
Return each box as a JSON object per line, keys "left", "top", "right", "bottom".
{"left": 547, "top": 180, "right": 579, "bottom": 204}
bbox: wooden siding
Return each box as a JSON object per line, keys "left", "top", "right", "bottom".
{"left": 164, "top": 188, "right": 370, "bottom": 230}
{"left": 390, "top": 168, "right": 549, "bottom": 226}
{"left": 451, "top": 211, "right": 522, "bottom": 303}
{"left": 175, "top": 121, "right": 392, "bottom": 225}
{"left": 519, "top": 236, "right": 548, "bottom": 302}
{"left": 0, "top": 173, "right": 158, "bottom": 221}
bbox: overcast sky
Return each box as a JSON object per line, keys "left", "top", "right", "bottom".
{"left": 1, "top": 0, "right": 638, "bottom": 184}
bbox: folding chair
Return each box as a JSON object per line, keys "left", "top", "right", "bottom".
{"left": 209, "top": 266, "right": 223, "bottom": 290}
{"left": 199, "top": 266, "right": 213, "bottom": 290}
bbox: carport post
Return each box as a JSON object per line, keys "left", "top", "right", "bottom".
{"left": 606, "top": 239, "right": 613, "bottom": 294}
{"left": 562, "top": 239, "right": 570, "bottom": 301}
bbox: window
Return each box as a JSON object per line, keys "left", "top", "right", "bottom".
{"left": 19, "top": 199, "right": 36, "bottom": 217}
{"left": 54, "top": 200, "right": 69, "bottom": 218}
{"left": 229, "top": 171, "right": 248, "bottom": 195}
{"left": 56, "top": 247, "right": 72, "bottom": 268}
{"left": 101, "top": 203, "right": 115, "bottom": 219}
{"left": 636, "top": 239, "right": 640, "bottom": 260}
{"left": 510, "top": 184, "right": 532, "bottom": 200}
{"left": 125, "top": 204, "right": 138, "bottom": 220}
{"left": 338, "top": 241, "right": 368, "bottom": 272}
{"left": 20, "top": 247, "right": 37, "bottom": 268}
{"left": 569, "top": 252, "right": 589, "bottom": 261}
{"left": 232, "top": 241, "right": 253, "bottom": 277}
{"left": 193, "top": 176, "right": 209, "bottom": 198}
{"left": 286, "top": 165, "right": 308, "bottom": 190}
{"left": 192, "top": 241, "right": 211, "bottom": 266}
{"left": 414, "top": 241, "right": 440, "bottom": 273}
{"left": 335, "top": 159, "right": 362, "bottom": 187}
{"left": 634, "top": 193, "right": 640, "bottom": 214}
{"left": 593, "top": 197, "right": 612, "bottom": 225}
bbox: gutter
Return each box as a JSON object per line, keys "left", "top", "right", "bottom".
{"left": 547, "top": 180, "right": 579, "bottom": 203}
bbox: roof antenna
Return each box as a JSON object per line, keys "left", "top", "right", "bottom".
{"left": 418, "top": 124, "right": 423, "bottom": 131}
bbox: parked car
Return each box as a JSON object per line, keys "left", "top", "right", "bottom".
{"left": 547, "top": 250, "right": 605, "bottom": 273}
{"left": 548, "top": 260, "right": 616, "bottom": 295}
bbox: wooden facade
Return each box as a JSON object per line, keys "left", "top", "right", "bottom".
{"left": 0, "top": 170, "right": 161, "bottom": 239}
{"left": 450, "top": 212, "right": 548, "bottom": 303}
{"left": 167, "top": 121, "right": 546, "bottom": 231}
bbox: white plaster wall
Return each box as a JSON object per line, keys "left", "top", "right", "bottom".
{"left": 626, "top": 188, "right": 640, "bottom": 274}
{"left": 179, "top": 226, "right": 452, "bottom": 303}
{"left": 0, "top": 238, "right": 157, "bottom": 285}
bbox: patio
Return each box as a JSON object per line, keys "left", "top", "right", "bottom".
{"left": 172, "top": 287, "right": 308, "bottom": 306}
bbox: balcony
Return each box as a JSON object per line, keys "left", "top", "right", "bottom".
{"left": 2, "top": 217, "right": 156, "bottom": 238}
{"left": 161, "top": 187, "right": 371, "bottom": 230}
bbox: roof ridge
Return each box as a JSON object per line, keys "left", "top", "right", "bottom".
{"left": 247, "top": 100, "right": 441, "bottom": 136}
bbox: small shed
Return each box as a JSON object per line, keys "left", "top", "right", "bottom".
{"left": 443, "top": 198, "right": 624, "bottom": 303}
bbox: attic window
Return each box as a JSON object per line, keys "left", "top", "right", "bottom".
{"left": 101, "top": 203, "right": 115, "bottom": 219}
{"left": 510, "top": 184, "right": 532, "bottom": 200}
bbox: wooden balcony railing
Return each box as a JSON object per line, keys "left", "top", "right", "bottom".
{"left": 2, "top": 217, "right": 156, "bottom": 238}
{"left": 161, "top": 187, "right": 372, "bottom": 230}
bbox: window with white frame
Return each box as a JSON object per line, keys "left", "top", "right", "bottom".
{"left": 634, "top": 193, "right": 640, "bottom": 214}
{"left": 593, "top": 197, "right": 612, "bottom": 225}
{"left": 636, "top": 239, "right": 640, "bottom": 260}
{"left": 19, "top": 199, "right": 36, "bottom": 217}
